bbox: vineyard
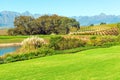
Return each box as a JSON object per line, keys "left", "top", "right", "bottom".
{"left": 70, "top": 24, "right": 120, "bottom": 35}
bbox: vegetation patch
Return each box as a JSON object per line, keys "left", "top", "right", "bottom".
{"left": 0, "top": 35, "right": 120, "bottom": 64}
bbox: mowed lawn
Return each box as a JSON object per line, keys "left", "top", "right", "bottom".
{"left": 0, "top": 46, "right": 120, "bottom": 80}
{"left": 0, "top": 35, "right": 89, "bottom": 44}
{"left": 0, "top": 35, "right": 60, "bottom": 44}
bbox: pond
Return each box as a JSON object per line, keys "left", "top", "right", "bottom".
{"left": 0, "top": 46, "right": 20, "bottom": 56}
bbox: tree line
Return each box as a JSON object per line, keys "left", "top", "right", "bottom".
{"left": 8, "top": 14, "right": 80, "bottom": 35}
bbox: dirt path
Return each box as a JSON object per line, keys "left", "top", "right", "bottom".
{"left": 0, "top": 43, "right": 22, "bottom": 47}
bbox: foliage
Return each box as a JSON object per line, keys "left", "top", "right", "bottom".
{"left": 117, "top": 23, "right": 120, "bottom": 34}
{"left": 89, "top": 24, "right": 94, "bottom": 26}
{"left": 8, "top": 15, "right": 80, "bottom": 35}
{"left": 100, "top": 22, "right": 106, "bottom": 25}
{"left": 88, "top": 36, "right": 118, "bottom": 46}
{"left": 49, "top": 36, "right": 86, "bottom": 50}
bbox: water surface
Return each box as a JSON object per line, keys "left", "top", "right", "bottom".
{"left": 0, "top": 46, "right": 19, "bottom": 56}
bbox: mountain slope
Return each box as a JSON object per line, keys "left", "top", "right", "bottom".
{"left": 73, "top": 13, "right": 120, "bottom": 26}
{"left": 0, "top": 45, "right": 120, "bottom": 80}
{"left": 0, "top": 11, "right": 41, "bottom": 28}
{"left": 1, "top": 11, "right": 120, "bottom": 28}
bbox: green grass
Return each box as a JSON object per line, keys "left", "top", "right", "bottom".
{"left": 0, "top": 35, "right": 61, "bottom": 44}
{"left": 0, "top": 36, "right": 28, "bottom": 43}
{"left": 0, "top": 45, "right": 120, "bottom": 80}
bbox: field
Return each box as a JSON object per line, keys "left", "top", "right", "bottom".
{"left": 0, "top": 36, "right": 28, "bottom": 43}
{"left": 70, "top": 24, "right": 119, "bottom": 35}
{"left": 0, "top": 35, "right": 61, "bottom": 44}
{"left": 80, "top": 24, "right": 117, "bottom": 32}
{"left": 0, "top": 45, "right": 120, "bottom": 80}
{"left": 0, "top": 29, "right": 8, "bottom": 35}
{"left": 0, "top": 35, "right": 97, "bottom": 44}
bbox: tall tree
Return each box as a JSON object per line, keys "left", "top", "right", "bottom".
{"left": 8, "top": 15, "right": 80, "bottom": 35}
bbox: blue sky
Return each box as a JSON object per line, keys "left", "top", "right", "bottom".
{"left": 0, "top": 0, "right": 120, "bottom": 16}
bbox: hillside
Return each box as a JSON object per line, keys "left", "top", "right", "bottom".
{"left": 0, "top": 45, "right": 120, "bottom": 80}
{"left": 0, "top": 11, "right": 41, "bottom": 28}
{"left": 70, "top": 24, "right": 119, "bottom": 35}
{"left": 1, "top": 11, "right": 120, "bottom": 28}
{"left": 73, "top": 13, "right": 120, "bottom": 26}
{"left": 80, "top": 24, "right": 117, "bottom": 32}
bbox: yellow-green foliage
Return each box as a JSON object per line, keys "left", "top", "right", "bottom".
{"left": 49, "top": 36, "right": 86, "bottom": 50}
{"left": 87, "top": 36, "right": 118, "bottom": 46}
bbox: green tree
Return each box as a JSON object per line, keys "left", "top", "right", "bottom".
{"left": 100, "top": 22, "right": 106, "bottom": 25}
{"left": 8, "top": 15, "right": 80, "bottom": 35}
{"left": 14, "top": 16, "right": 34, "bottom": 35}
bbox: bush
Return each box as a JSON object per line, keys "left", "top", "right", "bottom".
{"left": 88, "top": 37, "right": 101, "bottom": 46}
{"left": 88, "top": 36, "right": 118, "bottom": 46}
{"left": 21, "top": 36, "right": 47, "bottom": 49}
{"left": 37, "top": 46, "right": 55, "bottom": 56}
{"left": 49, "top": 36, "right": 86, "bottom": 50}
{"left": 117, "top": 35, "right": 120, "bottom": 42}
{"left": 0, "top": 57, "right": 4, "bottom": 64}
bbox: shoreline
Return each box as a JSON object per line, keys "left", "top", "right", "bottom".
{"left": 0, "top": 43, "right": 22, "bottom": 48}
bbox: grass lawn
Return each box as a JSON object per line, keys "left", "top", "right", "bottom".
{"left": 0, "top": 36, "right": 28, "bottom": 43}
{"left": 0, "top": 35, "right": 94, "bottom": 44}
{"left": 0, "top": 45, "right": 120, "bottom": 80}
{"left": 0, "top": 35, "right": 61, "bottom": 44}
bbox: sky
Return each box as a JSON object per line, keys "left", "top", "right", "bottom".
{"left": 0, "top": 0, "right": 120, "bottom": 16}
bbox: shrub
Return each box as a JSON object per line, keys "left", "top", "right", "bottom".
{"left": 88, "top": 37, "right": 101, "bottom": 46}
{"left": 49, "top": 36, "right": 63, "bottom": 50}
{"left": 38, "top": 46, "right": 55, "bottom": 56}
{"left": 4, "top": 56, "right": 14, "bottom": 63}
{"left": 0, "top": 57, "right": 4, "bottom": 64}
{"left": 49, "top": 36, "right": 86, "bottom": 50}
{"left": 21, "top": 36, "right": 47, "bottom": 49}
{"left": 88, "top": 36, "right": 118, "bottom": 46}
{"left": 117, "top": 35, "right": 120, "bottom": 42}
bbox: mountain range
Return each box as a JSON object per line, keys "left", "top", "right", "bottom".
{"left": 0, "top": 11, "right": 41, "bottom": 28}
{"left": 0, "top": 11, "right": 120, "bottom": 28}
{"left": 72, "top": 13, "right": 120, "bottom": 26}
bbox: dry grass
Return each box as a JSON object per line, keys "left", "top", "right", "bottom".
{"left": 0, "top": 29, "right": 8, "bottom": 35}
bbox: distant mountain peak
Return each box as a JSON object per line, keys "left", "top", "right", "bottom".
{"left": 0, "top": 11, "right": 120, "bottom": 28}
{"left": 22, "top": 11, "right": 31, "bottom": 16}
{"left": 99, "top": 13, "right": 106, "bottom": 16}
